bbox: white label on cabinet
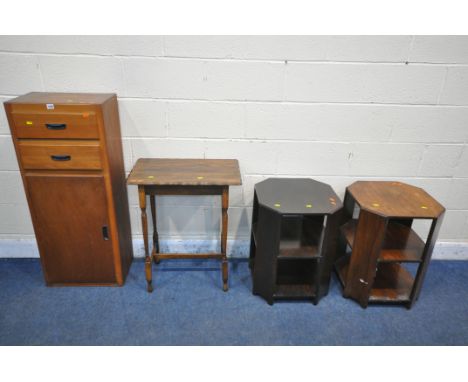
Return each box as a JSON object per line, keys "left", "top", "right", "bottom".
{"left": 46, "top": 103, "right": 55, "bottom": 110}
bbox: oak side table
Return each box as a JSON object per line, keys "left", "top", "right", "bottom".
{"left": 335, "top": 181, "right": 445, "bottom": 309}
{"left": 127, "top": 158, "right": 242, "bottom": 293}
{"left": 249, "top": 178, "right": 342, "bottom": 305}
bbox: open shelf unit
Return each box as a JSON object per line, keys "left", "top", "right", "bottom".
{"left": 252, "top": 215, "right": 322, "bottom": 301}
{"left": 253, "top": 216, "right": 323, "bottom": 260}
{"left": 250, "top": 178, "right": 342, "bottom": 305}
{"left": 334, "top": 181, "right": 445, "bottom": 309}
{"left": 275, "top": 255, "right": 318, "bottom": 299}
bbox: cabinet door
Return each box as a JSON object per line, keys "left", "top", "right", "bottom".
{"left": 26, "top": 174, "right": 116, "bottom": 284}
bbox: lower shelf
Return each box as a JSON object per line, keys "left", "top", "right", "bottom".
{"left": 335, "top": 256, "right": 414, "bottom": 303}
{"left": 273, "top": 258, "right": 318, "bottom": 300}
{"left": 274, "top": 284, "right": 316, "bottom": 299}
{"left": 278, "top": 244, "right": 320, "bottom": 259}
{"left": 369, "top": 263, "right": 414, "bottom": 303}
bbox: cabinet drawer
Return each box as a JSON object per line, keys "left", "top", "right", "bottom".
{"left": 12, "top": 112, "right": 99, "bottom": 139}
{"left": 18, "top": 140, "right": 102, "bottom": 170}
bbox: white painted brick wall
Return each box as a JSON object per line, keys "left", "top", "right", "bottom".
{"left": 418, "top": 145, "right": 464, "bottom": 177}
{"left": 0, "top": 137, "right": 20, "bottom": 171}
{"left": 0, "top": 36, "right": 164, "bottom": 56}
{"left": 0, "top": 35, "right": 468, "bottom": 256}
{"left": 39, "top": 55, "right": 125, "bottom": 93}
{"left": 284, "top": 63, "right": 445, "bottom": 104}
{"left": 276, "top": 142, "right": 351, "bottom": 176}
{"left": 410, "top": 36, "right": 468, "bottom": 64}
{"left": 454, "top": 146, "right": 468, "bottom": 177}
{"left": 439, "top": 67, "right": 468, "bottom": 105}
{"left": 168, "top": 101, "right": 244, "bottom": 138}
{"left": 0, "top": 54, "right": 42, "bottom": 95}
{"left": 0, "top": 96, "right": 13, "bottom": 134}
{"left": 165, "top": 36, "right": 245, "bottom": 59}
{"left": 119, "top": 99, "right": 167, "bottom": 137}
{"left": 0, "top": 172, "right": 27, "bottom": 205}
{"left": 349, "top": 143, "right": 425, "bottom": 176}
{"left": 124, "top": 58, "right": 285, "bottom": 101}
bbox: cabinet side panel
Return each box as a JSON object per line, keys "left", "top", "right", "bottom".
{"left": 100, "top": 96, "right": 133, "bottom": 280}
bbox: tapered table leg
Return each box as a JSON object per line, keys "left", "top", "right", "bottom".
{"left": 221, "top": 186, "right": 229, "bottom": 291}
{"left": 150, "top": 194, "right": 160, "bottom": 264}
{"left": 139, "top": 186, "right": 152, "bottom": 293}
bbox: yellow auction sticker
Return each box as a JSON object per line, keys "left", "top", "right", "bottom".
{"left": 26, "top": 121, "right": 33, "bottom": 125}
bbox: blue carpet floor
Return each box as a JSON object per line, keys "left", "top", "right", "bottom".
{"left": 0, "top": 258, "right": 467, "bottom": 345}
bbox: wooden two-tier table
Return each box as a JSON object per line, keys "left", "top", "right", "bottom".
{"left": 249, "top": 178, "right": 343, "bottom": 305}
{"left": 335, "top": 181, "right": 445, "bottom": 309}
{"left": 127, "top": 158, "right": 242, "bottom": 293}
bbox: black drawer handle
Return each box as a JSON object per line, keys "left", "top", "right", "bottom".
{"left": 45, "top": 123, "right": 67, "bottom": 130}
{"left": 102, "top": 226, "right": 109, "bottom": 240}
{"left": 51, "top": 155, "right": 71, "bottom": 161}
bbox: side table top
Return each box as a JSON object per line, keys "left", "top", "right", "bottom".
{"left": 348, "top": 181, "right": 445, "bottom": 218}
{"left": 255, "top": 178, "right": 342, "bottom": 215}
{"left": 127, "top": 158, "right": 242, "bottom": 186}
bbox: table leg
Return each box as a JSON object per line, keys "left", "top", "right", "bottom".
{"left": 139, "top": 186, "right": 153, "bottom": 293}
{"left": 150, "top": 194, "right": 160, "bottom": 264}
{"left": 221, "top": 186, "right": 229, "bottom": 292}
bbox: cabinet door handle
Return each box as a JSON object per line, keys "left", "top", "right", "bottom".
{"left": 46, "top": 123, "right": 67, "bottom": 130}
{"left": 50, "top": 155, "right": 71, "bottom": 161}
{"left": 102, "top": 226, "right": 109, "bottom": 240}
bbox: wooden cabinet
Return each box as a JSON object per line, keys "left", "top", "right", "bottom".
{"left": 4, "top": 92, "right": 133, "bottom": 286}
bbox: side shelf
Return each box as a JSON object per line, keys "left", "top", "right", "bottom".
{"left": 341, "top": 219, "right": 425, "bottom": 263}
{"left": 252, "top": 218, "right": 323, "bottom": 260}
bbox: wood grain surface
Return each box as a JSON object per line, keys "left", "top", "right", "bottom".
{"left": 18, "top": 140, "right": 102, "bottom": 170}
{"left": 348, "top": 181, "right": 444, "bottom": 218}
{"left": 127, "top": 158, "right": 242, "bottom": 186}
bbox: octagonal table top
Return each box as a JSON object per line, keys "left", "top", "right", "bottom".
{"left": 348, "top": 181, "right": 445, "bottom": 218}
{"left": 255, "top": 178, "right": 342, "bottom": 215}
